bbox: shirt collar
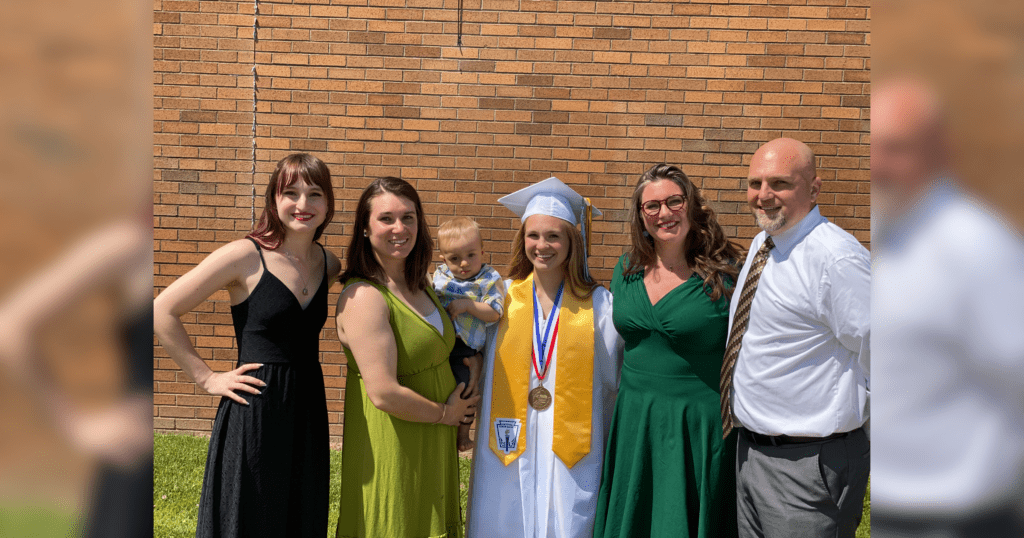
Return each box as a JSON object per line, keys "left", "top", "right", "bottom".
{"left": 766, "top": 205, "right": 826, "bottom": 257}
{"left": 875, "top": 179, "right": 959, "bottom": 252}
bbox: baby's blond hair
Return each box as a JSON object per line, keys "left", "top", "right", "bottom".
{"left": 437, "top": 217, "right": 482, "bottom": 252}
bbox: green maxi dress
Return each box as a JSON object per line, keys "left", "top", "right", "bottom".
{"left": 594, "top": 256, "right": 738, "bottom": 538}
{"left": 335, "top": 279, "right": 462, "bottom": 538}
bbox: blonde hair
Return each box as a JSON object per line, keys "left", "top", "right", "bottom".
{"left": 507, "top": 217, "right": 596, "bottom": 300}
{"left": 437, "top": 217, "right": 482, "bottom": 252}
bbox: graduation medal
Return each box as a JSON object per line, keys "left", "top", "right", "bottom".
{"left": 528, "top": 386, "right": 552, "bottom": 410}
{"left": 529, "top": 281, "right": 562, "bottom": 411}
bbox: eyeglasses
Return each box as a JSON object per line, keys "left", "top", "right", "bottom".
{"left": 641, "top": 195, "right": 685, "bottom": 216}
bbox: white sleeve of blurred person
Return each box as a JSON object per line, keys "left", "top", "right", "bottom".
{"left": 0, "top": 219, "right": 152, "bottom": 469}
{"left": 872, "top": 78, "right": 1024, "bottom": 521}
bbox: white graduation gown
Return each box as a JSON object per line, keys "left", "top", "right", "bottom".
{"left": 466, "top": 284, "right": 624, "bottom": 538}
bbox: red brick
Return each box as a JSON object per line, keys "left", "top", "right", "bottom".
{"left": 155, "top": 0, "right": 871, "bottom": 439}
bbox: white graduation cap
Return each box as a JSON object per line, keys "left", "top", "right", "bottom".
{"left": 498, "top": 176, "right": 602, "bottom": 275}
{"left": 497, "top": 176, "right": 602, "bottom": 225}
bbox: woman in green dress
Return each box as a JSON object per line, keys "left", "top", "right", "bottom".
{"left": 334, "top": 176, "right": 481, "bottom": 538}
{"left": 594, "top": 164, "right": 743, "bottom": 538}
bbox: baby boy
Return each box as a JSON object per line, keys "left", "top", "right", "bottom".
{"left": 432, "top": 217, "right": 506, "bottom": 451}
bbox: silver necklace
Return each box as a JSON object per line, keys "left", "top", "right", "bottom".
{"left": 279, "top": 248, "right": 311, "bottom": 296}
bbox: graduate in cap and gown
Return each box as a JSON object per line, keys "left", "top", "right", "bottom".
{"left": 465, "top": 177, "right": 624, "bottom": 538}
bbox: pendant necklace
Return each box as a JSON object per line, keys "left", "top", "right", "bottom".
{"left": 529, "top": 280, "right": 564, "bottom": 411}
{"left": 280, "top": 248, "right": 310, "bottom": 295}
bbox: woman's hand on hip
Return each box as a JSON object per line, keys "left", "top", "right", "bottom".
{"left": 197, "top": 363, "right": 266, "bottom": 405}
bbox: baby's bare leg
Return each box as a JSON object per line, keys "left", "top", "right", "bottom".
{"left": 457, "top": 422, "right": 474, "bottom": 452}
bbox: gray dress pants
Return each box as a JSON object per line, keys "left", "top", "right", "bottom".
{"left": 736, "top": 427, "right": 870, "bottom": 538}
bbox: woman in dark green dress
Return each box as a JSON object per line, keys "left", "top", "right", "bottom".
{"left": 595, "top": 164, "right": 743, "bottom": 538}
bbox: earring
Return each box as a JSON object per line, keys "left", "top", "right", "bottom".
{"left": 363, "top": 230, "right": 369, "bottom": 237}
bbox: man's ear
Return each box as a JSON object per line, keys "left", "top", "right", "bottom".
{"left": 810, "top": 176, "right": 822, "bottom": 200}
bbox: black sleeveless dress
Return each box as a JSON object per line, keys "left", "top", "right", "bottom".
{"left": 196, "top": 238, "right": 330, "bottom": 538}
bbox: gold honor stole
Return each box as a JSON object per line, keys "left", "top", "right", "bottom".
{"left": 489, "top": 273, "right": 595, "bottom": 469}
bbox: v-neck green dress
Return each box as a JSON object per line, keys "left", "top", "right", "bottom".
{"left": 335, "top": 279, "right": 462, "bottom": 538}
{"left": 594, "top": 256, "right": 738, "bottom": 538}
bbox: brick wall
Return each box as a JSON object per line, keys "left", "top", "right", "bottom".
{"left": 154, "top": 0, "right": 870, "bottom": 443}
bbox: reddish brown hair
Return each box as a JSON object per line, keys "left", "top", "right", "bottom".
{"left": 247, "top": 153, "right": 334, "bottom": 249}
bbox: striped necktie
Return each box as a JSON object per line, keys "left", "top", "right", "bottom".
{"left": 721, "top": 236, "right": 775, "bottom": 439}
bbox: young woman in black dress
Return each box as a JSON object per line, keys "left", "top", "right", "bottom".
{"left": 154, "top": 153, "right": 341, "bottom": 537}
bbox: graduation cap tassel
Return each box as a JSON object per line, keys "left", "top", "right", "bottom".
{"left": 582, "top": 197, "right": 593, "bottom": 280}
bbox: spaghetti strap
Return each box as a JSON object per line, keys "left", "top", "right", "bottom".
{"left": 246, "top": 237, "right": 266, "bottom": 268}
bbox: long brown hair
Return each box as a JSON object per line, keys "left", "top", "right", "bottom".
{"left": 624, "top": 164, "right": 742, "bottom": 301}
{"left": 340, "top": 176, "right": 433, "bottom": 291}
{"left": 247, "top": 153, "right": 335, "bottom": 249}
{"left": 507, "top": 216, "right": 596, "bottom": 300}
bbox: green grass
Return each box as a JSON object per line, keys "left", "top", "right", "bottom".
{"left": 857, "top": 479, "right": 871, "bottom": 538}
{"left": 155, "top": 433, "right": 869, "bottom": 537}
{"left": 327, "top": 443, "right": 345, "bottom": 535}
{"left": 154, "top": 433, "right": 475, "bottom": 538}
{"left": 153, "top": 433, "right": 208, "bottom": 538}
{"left": 0, "top": 505, "right": 79, "bottom": 537}
{"left": 459, "top": 453, "right": 473, "bottom": 518}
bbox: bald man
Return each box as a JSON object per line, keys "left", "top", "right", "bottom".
{"left": 871, "top": 78, "right": 951, "bottom": 235}
{"left": 872, "top": 80, "right": 1024, "bottom": 537}
{"left": 724, "top": 138, "right": 871, "bottom": 538}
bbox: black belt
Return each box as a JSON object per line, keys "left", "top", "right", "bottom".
{"left": 740, "top": 427, "right": 858, "bottom": 446}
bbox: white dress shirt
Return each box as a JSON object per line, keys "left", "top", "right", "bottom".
{"left": 872, "top": 181, "right": 1024, "bottom": 516}
{"left": 729, "top": 205, "right": 870, "bottom": 437}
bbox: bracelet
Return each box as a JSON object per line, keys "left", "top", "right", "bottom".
{"left": 434, "top": 403, "right": 447, "bottom": 424}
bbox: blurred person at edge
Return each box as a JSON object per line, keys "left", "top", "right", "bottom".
{"left": 0, "top": 215, "right": 152, "bottom": 537}
{"left": 871, "top": 79, "right": 1024, "bottom": 537}
{"left": 725, "top": 138, "right": 871, "bottom": 538}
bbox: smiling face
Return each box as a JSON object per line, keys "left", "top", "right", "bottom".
{"left": 640, "top": 179, "right": 690, "bottom": 249}
{"left": 746, "top": 139, "right": 821, "bottom": 235}
{"left": 523, "top": 214, "right": 570, "bottom": 278}
{"left": 276, "top": 178, "right": 327, "bottom": 235}
{"left": 366, "top": 192, "right": 418, "bottom": 262}
{"left": 439, "top": 230, "right": 485, "bottom": 281}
